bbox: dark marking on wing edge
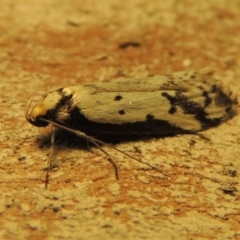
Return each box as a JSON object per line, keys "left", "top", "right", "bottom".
{"left": 146, "top": 114, "right": 155, "bottom": 122}
{"left": 161, "top": 92, "right": 176, "bottom": 106}
{"left": 214, "top": 88, "right": 233, "bottom": 107}
{"left": 161, "top": 90, "right": 232, "bottom": 129}
{"left": 202, "top": 91, "right": 212, "bottom": 107}
{"left": 169, "top": 106, "right": 177, "bottom": 114}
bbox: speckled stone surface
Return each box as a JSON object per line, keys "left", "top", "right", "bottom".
{"left": 1, "top": 1, "right": 240, "bottom": 239}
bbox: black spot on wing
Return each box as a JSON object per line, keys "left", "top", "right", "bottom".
{"left": 119, "top": 110, "right": 125, "bottom": 115}
{"left": 214, "top": 88, "right": 233, "bottom": 107}
{"left": 114, "top": 95, "right": 123, "bottom": 101}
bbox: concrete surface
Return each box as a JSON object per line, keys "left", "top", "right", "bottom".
{"left": 0, "top": 0, "right": 240, "bottom": 239}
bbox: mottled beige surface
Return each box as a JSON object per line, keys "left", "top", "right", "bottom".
{"left": 1, "top": 0, "right": 240, "bottom": 239}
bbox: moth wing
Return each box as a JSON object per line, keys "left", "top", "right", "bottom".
{"left": 81, "top": 69, "right": 214, "bottom": 93}
{"left": 70, "top": 69, "right": 232, "bottom": 132}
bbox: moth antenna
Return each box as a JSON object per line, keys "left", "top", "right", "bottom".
{"left": 25, "top": 100, "right": 33, "bottom": 121}
{"left": 89, "top": 140, "right": 119, "bottom": 180}
{"left": 41, "top": 119, "right": 170, "bottom": 179}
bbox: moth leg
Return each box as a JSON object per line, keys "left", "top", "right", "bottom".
{"left": 85, "top": 139, "right": 91, "bottom": 151}
{"left": 45, "top": 125, "right": 56, "bottom": 189}
{"left": 41, "top": 119, "right": 170, "bottom": 179}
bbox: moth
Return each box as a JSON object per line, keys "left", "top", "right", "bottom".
{"left": 26, "top": 69, "right": 235, "bottom": 186}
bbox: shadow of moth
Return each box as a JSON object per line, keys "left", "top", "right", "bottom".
{"left": 26, "top": 69, "right": 236, "bottom": 188}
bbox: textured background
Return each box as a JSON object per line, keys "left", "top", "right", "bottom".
{"left": 1, "top": 0, "right": 240, "bottom": 239}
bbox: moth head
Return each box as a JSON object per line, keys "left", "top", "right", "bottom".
{"left": 26, "top": 87, "right": 75, "bottom": 127}
{"left": 26, "top": 101, "right": 49, "bottom": 127}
